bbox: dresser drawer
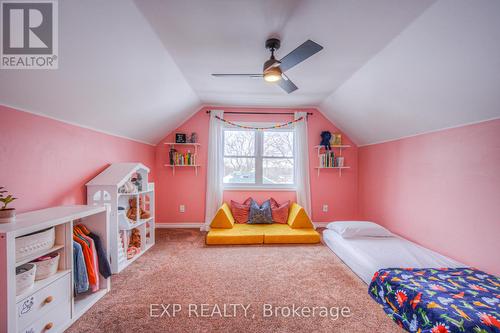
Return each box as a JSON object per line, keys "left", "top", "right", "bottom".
{"left": 17, "top": 272, "right": 71, "bottom": 329}
{"left": 18, "top": 301, "right": 71, "bottom": 333}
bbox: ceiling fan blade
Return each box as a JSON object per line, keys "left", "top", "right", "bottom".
{"left": 278, "top": 39, "right": 323, "bottom": 72}
{"left": 212, "top": 73, "right": 263, "bottom": 78}
{"left": 277, "top": 74, "right": 298, "bottom": 94}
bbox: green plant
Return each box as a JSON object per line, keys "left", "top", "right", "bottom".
{"left": 0, "top": 187, "right": 17, "bottom": 210}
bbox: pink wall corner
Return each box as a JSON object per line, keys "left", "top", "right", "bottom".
{"left": 358, "top": 119, "right": 500, "bottom": 276}
{"left": 0, "top": 105, "right": 156, "bottom": 213}
{"left": 155, "top": 106, "right": 359, "bottom": 224}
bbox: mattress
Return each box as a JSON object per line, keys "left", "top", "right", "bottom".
{"left": 323, "top": 229, "right": 464, "bottom": 284}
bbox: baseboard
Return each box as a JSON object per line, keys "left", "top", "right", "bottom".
{"left": 313, "top": 222, "right": 330, "bottom": 229}
{"left": 155, "top": 223, "right": 204, "bottom": 229}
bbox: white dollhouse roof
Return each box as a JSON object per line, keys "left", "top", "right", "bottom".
{"left": 86, "top": 163, "right": 149, "bottom": 187}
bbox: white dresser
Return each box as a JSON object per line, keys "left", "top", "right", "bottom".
{"left": 0, "top": 205, "right": 110, "bottom": 333}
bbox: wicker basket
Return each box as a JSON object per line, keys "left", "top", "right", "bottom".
{"left": 16, "top": 263, "right": 36, "bottom": 295}
{"left": 32, "top": 253, "right": 60, "bottom": 281}
{"left": 16, "top": 227, "right": 55, "bottom": 262}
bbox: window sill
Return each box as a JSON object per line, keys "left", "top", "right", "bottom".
{"left": 223, "top": 186, "right": 296, "bottom": 192}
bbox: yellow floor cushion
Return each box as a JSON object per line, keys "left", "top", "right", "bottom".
{"left": 287, "top": 203, "right": 315, "bottom": 229}
{"left": 206, "top": 224, "right": 320, "bottom": 245}
{"left": 206, "top": 224, "right": 264, "bottom": 245}
{"left": 206, "top": 202, "right": 319, "bottom": 245}
{"left": 262, "top": 224, "right": 320, "bottom": 244}
{"left": 210, "top": 202, "right": 234, "bottom": 229}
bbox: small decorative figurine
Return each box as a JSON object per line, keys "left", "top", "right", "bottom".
{"left": 320, "top": 131, "right": 332, "bottom": 150}
{"left": 189, "top": 132, "right": 198, "bottom": 143}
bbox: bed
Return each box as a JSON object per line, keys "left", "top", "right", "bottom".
{"left": 323, "top": 222, "right": 500, "bottom": 332}
{"left": 323, "top": 229, "right": 463, "bottom": 284}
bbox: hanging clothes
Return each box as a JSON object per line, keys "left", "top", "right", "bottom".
{"left": 79, "top": 232, "right": 99, "bottom": 292}
{"left": 88, "top": 232, "right": 112, "bottom": 278}
{"left": 73, "top": 241, "right": 89, "bottom": 294}
{"left": 73, "top": 231, "right": 97, "bottom": 286}
{"left": 72, "top": 224, "right": 112, "bottom": 294}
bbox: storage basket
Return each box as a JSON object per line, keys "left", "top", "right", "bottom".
{"left": 16, "top": 227, "right": 55, "bottom": 262}
{"left": 16, "top": 263, "right": 36, "bottom": 296}
{"left": 32, "top": 252, "right": 59, "bottom": 280}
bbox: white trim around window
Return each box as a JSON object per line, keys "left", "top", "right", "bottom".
{"left": 222, "top": 122, "right": 296, "bottom": 190}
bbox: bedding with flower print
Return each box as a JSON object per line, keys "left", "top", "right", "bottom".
{"left": 368, "top": 267, "right": 500, "bottom": 333}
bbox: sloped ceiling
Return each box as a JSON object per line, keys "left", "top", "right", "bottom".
{"left": 1, "top": 0, "right": 499, "bottom": 145}
{"left": 0, "top": 0, "right": 200, "bottom": 145}
{"left": 320, "top": 0, "right": 500, "bottom": 145}
{"left": 135, "top": 0, "right": 434, "bottom": 107}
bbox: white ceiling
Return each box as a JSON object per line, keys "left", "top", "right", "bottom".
{"left": 1, "top": 0, "right": 499, "bottom": 145}
{"left": 136, "top": 0, "right": 434, "bottom": 107}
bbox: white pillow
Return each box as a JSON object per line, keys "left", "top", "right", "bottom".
{"left": 326, "top": 221, "right": 393, "bottom": 238}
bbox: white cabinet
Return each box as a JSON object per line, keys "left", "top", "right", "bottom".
{"left": 0, "top": 205, "right": 110, "bottom": 333}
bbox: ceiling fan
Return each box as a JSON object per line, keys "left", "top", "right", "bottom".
{"left": 211, "top": 38, "right": 323, "bottom": 94}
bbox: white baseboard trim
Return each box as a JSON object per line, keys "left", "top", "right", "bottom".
{"left": 156, "top": 223, "right": 204, "bottom": 229}
{"left": 313, "top": 222, "right": 330, "bottom": 229}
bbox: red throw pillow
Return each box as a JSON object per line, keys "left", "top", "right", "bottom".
{"left": 230, "top": 197, "right": 253, "bottom": 224}
{"left": 269, "top": 198, "right": 290, "bottom": 224}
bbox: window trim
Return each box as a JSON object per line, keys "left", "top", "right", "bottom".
{"left": 222, "top": 123, "right": 296, "bottom": 190}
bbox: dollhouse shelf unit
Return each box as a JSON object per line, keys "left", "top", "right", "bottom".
{"left": 314, "top": 145, "right": 351, "bottom": 177}
{"left": 86, "top": 163, "right": 155, "bottom": 274}
{"left": 0, "top": 205, "right": 110, "bottom": 333}
{"left": 163, "top": 142, "right": 201, "bottom": 176}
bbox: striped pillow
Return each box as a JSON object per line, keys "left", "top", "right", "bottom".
{"left": 230, "top": 197, "right": 252, "bottom": 224}
{"left": 269, "top": 198, "right": 290, "bottom": 224}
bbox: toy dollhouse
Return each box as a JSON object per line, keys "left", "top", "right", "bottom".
{"left": 86, "top": 163, "right": 155, "bottom": 273}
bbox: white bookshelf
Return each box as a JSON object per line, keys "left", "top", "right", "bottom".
{"left": 86, "top": 163, "right": 155, "bottom": 273}
{"left": 0, "top": 205, "right": 110, "bottom": 333}
{"left": 314, "top": 144, "right": 351, "bottom": 177}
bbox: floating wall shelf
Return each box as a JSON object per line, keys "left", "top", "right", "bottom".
{"left": 315, "top": 144, "right": 351, "bottom": 177}
{"left": 164, "top": 142, "right": 201, "bottom": 176}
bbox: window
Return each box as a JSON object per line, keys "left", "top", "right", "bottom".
{"left": 223, "top": 125, "right": 295, "bottom": 188}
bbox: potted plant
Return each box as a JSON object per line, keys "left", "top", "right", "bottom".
{"left": 0, "top": 187, "right": 17, "bottom": 223}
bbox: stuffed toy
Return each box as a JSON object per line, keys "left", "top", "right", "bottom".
{"left": 126, "top": 197, "right": 151, "bottom": 221}
{"left": 320, "top": 131, "right": 332, "bottom": 150}
{"left": 119, "top": 180, "right": 136, "bottom": 193}
{"left": 129, "top": 228, "right": 141, "bottom": 249}
{"left": 127, "top": 246, "right": 140, "bottom": 259}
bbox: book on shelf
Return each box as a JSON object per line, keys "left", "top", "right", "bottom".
{"left": 319, "top": 151, "right": 336, "bottom": 168}
{"left": 170, "top": 150, "right": 196, "bottom": 166}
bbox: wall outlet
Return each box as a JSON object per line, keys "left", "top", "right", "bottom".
{"left": 179, "top": 205, "right": 185, "bottom": 213}
{"left": 322, "top": 204, "right": 328, "bottom": 212}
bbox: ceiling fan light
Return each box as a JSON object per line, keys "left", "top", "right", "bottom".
{"left": 263, "top": 67, "right": 282, "bottom": 82}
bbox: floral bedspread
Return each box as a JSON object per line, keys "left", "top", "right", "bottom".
{"left": 368, "top": 267, "right": 500, "bottom": 333}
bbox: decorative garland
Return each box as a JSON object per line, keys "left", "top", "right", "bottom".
{"left": 215, "top": 115, "right": 303, "bottom": 130}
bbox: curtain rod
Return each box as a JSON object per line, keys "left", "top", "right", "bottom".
{"left": 206, "top": 111, "right": 313, "bottom": 115}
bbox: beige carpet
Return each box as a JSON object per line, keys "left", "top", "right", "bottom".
{"left": 67, "top": 229, "right": 402, "bottom": 332}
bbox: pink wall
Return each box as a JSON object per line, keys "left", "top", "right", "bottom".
{"left": 358, "top": 119, "right": 500, "bottom": 275}
{"left": 2, "top": 103, "right": 498, "bottom": 275}
{"left": 155, "top": 106, "right": 358, "bottom": 223}
{"left": 0, "top": 105, "right": 156, "bottom": 213}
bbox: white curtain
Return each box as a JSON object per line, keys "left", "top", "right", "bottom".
{"left": 294, "top": 112, "right": 312, "bottom": 215}
{"left": 204, "top": 110, "right": 224, "bottom": 230}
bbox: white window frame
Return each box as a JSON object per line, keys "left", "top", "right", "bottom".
{"left": 223, "top": 122, "right": 296, "bottom": 190}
